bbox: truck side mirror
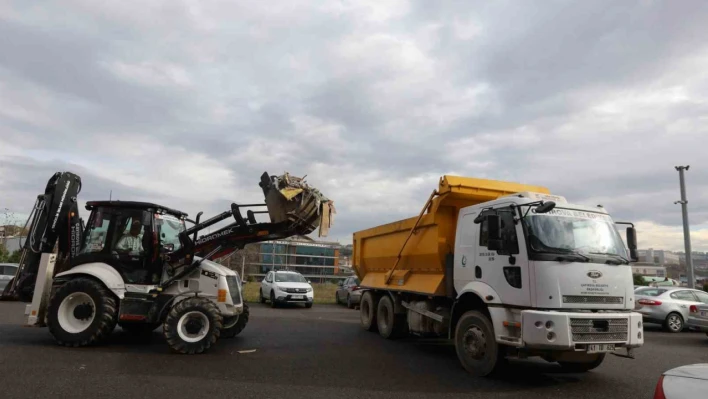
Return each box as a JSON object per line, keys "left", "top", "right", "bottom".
{"left": 535, "top": 201, "right": 556, "bottom": 214}
{"left": 626, "top": 227, "right": 638, "bottom": 262}
{"left": 487, "top": 214, "right": 502, "bottom": 250}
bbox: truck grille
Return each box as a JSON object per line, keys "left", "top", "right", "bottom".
{"left": 563, "top": 295, "right": 623, "bottom": 304}
{"left": 284, "top": 288, "right": 308, "bottom": 294}
{"left": 225, "top": 276, "right": 242, "bottom": 305}
{"left": 570, "top": 318, "right": 628, "bottom": 342}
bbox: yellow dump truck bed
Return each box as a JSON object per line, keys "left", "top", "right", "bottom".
{"left": 352, "top": 176, "right": 550, "bottom": 296}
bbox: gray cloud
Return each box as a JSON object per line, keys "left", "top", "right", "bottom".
{"left": 2, "top": 0, "right": 708, "bottom": 251}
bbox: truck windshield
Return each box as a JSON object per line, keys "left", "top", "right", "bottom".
{"left": 524, "top": 209, "right": 627, "bottom": 259}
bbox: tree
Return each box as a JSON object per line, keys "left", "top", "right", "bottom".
{"left": 633, "top": 274, "right": 647, "bottom": 286}
{"left": 8, "top": 250, "right": 21, "bottom": 263}
{"left": 0, "top": 244, "right": 9, "bottom": 262}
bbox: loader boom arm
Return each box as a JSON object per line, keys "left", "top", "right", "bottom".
{"left": 1, "top": 172, "right": 83, "bottom": 302}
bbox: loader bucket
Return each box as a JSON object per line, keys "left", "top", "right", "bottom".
{"left": 259, "top": 172, "right": 335, "bottom": 237}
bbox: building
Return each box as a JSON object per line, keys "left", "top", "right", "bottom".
{"left": 631, "top": 263, "right": 667, "bottom": 278}
{"left": 244, "top": 235, "right": 354, "bottom": 283}
{"left": 637, "top": 249, "right": 680, "bottom": 266}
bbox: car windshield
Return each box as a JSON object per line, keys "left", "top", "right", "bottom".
{"left": 275, "top": 273, "right": 307, "bottom": 283}
{"left": 524, "top": 209, "right": 627, "bottom": 258}
{"left": 635, "top": 288, "right": 668, "bottom": 297}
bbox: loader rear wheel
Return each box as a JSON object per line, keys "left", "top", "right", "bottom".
{"left": 164, "top": 297, "right": 222, "bottom": 354}
{"left": 221, "top": 303, "right": 249, "bottom": 339}
{"left": 47, "top": 277, "right": 118, "bottom": 347}
{"left": 376, "top": 295, "right": 407, "bottom": 339}
{"left": 360, "top": 291, "right": 380, "bottom": 332}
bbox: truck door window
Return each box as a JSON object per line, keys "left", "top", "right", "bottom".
{"left": 478, "top": 210, "right": 518, "bottom": 254}
{"left": 479, "top": 219, "right": 488, "bottom": 247}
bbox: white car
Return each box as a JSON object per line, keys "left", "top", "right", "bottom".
{"left": 653, "top": 364, "right": 708, "bottom": 398}
{"left": 259, "top": 270, "right": 313, "bottom": 308}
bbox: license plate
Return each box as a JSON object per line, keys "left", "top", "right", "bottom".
{"left": 291, "top": 295, "right": 304, "bottom": 299}
{"left": 587, "top": 344, "right": 615, "bottom": 354}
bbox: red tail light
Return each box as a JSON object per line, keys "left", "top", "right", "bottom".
{"left": 690, "top": 305, "right": 698, "bottom": 313}
{"left": 638, "top": 299, "right": 662, "bottom": 306}
{"left": 653, "top": 375, "right": 666, "bottom": 399}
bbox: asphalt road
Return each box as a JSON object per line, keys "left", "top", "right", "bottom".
{"left": 1, "top": 301, "right": 707, "bottom": 399}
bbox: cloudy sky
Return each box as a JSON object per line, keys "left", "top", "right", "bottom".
{"left": 1, "top": 0, "right": 707, "bottom": 252}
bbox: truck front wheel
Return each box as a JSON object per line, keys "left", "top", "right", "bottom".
{"left": 558, "top": 353, "right": 605, "bottom": 372}
{"left": 454, "top": 310, "right": 503, "bottom": 377}
{"left": 360, "top": 291, "right": 380, "bottom": 332}
{"left": 47, "top": 277, "right": 118, "bottom": 347}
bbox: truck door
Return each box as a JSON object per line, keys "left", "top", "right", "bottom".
{"left": 454, "top": 212, "right": 478, "bottom": 293}
{"left": 476, "top": 208, "right": 531, "bottom": 307}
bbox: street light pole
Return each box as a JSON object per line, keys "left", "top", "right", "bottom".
{"left": 675, "top": 166, "right": 694, "bottom": 288}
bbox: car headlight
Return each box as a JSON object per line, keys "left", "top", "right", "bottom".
{"left": 306, "top": 287, "right": 313, "bottom": 292}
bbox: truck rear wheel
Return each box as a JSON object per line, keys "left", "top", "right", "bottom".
{"left": 558, "top": 354, "right": 606, "bottom": 372}
{"left": 221, "top": 303, "right": 249, "bottom": 339}
{"left": 163, "top": 297, "right": 222, "bottom": 354}
{"left": 360, "top": 291, "right": 380, "bottom": 332}
{"left": 454, "top": 310, "right": 503, "bottom": 377}
{"left": 47, "top": 277, "right": 118, "bottom": 347}
{"left": 376, "top": 295, "right": 407, "bottom": 339}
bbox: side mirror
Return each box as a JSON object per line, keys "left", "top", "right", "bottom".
{"left": 487, "top": 214, "right": 502, "bottom": 250}
{"left": 627, "top": 227, "right": 638, "bottom": 262}
{"left": 535, "top": 201, "right": 556, "bottom": 214}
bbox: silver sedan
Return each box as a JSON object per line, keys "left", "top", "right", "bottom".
{"left": 686, "top": 302, "right": 708, "bottom": 335}
{"left": 0, "top": 263, "right": 18, "bottom": 291}
{"left": 634, "top": 287, "right": 708, "bottom": 333}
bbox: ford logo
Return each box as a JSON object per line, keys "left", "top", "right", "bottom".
{"left": 587, "top": 271, "right": 603, "bottom": 279}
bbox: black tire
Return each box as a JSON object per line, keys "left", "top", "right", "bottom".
{"left": 335, "top": 292, "right": 340, "bottom": 305}
{"left": 558, "top": 354, "right": 606, "bottom": 372}
{"left": 360, "top": 291, "right": 380, "bottom": 332}
{"left": 120, "top": 323, "right": 160, "bottom": 335}
{"left": 305, "top": 303, "right": 313, "bottom": 308}
{"left": 454, "top": 310, "right": 504, "bottom": 377}
{"left": 163, "top": 297, "right": 222, "bottom": 354}
{"left": 270, "top": 291, "right": 278, "bottom": 308}
{"left": 376, "top": 295, "right": 407, "bottom": 339}
{"left": 46, "top": 277, "right": 118, "bottom": 347}
{"left": 259, "top": 289, "right": 266, "bottom": 304}
{"left": 347, "top": 294, "right": 354, "bottom": 309}
{"left": 664, "top": 312, "right": 684, "bottom": 333}
{"left": 221, "top": 303, "right": 250, "bottom": 339}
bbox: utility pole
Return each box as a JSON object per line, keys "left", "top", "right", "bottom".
{"left": 675, "top": 166, "right": 694, "bottom": 288}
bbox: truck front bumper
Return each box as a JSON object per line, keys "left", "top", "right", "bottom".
{"left": 521, "top": 310, "right": 644, "bottom": 351}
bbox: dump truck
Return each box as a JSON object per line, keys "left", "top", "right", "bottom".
{"left": 352, "top": 175, "right": 643, "bottom": 376}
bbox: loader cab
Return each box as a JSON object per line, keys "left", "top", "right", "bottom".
{"left": 76, "top": 201, "right": 187, "bottom": 285}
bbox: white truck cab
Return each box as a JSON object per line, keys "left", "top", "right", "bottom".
{"left": 453, "top": 191, "right": 643, "bottom": 361}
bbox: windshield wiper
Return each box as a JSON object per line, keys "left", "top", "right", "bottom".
{"left": 543, "top": 248, "right": 591, "bottom": 263}
{"left": 590, "top": 252, "right": 630, "bottom": 265}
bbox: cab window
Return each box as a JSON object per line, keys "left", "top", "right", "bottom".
{"left": 155, "top": 214, "right": 185, "bottom": 252}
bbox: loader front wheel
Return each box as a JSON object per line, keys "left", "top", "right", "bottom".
{"left": 164, "top": 297, "right": 222, "bottom": 354}
{"left": 221, "top": 303, "right": 249, "bottom": 339}
{"left": 47, "top": 277, "right": 118, "bottom": 347}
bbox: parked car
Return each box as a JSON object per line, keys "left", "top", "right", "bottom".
{"left": 687, "top": 303, "right": 708, "bottom": 335}
{"left": 653, "top": 363, "right": 708, "bottom": 398}
{"left": 259, "top": 270, "right": 313, "bottom": 308}
{"left": 335, "top": 276, "right": 361, "bottom": 309}
{"left": 0, "top": 263, "right": 18, "bottom": 291}
{"left": 634, "top": 287, "right": 708, "bottom": 333}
